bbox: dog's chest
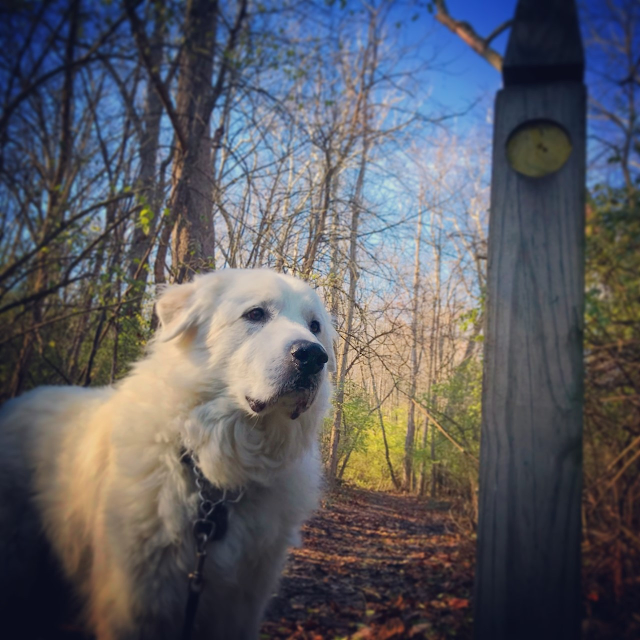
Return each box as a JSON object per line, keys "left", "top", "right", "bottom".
{"left": 204, "top": 483, "right": 295, "bottom": 574}
{"left": 177, "top": 484, "right": 297, "bottom": 638}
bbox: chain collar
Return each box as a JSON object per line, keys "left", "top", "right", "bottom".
{"left": 180, "top": 449, "right": 244, "bottom": 548}
{"left": 179, "top": 448, "right": 245, "bottom": 640}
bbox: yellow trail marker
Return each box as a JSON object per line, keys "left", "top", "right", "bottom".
{"left": 506, "top": 120, "right": 572, "bottom": 178}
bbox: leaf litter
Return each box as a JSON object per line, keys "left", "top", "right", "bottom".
{"left": 261, "top": 485, "right": 474, "bottom": 640}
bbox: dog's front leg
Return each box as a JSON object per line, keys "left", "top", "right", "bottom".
{"left": 89, "top": 481, "right": 187, "bottom": 640}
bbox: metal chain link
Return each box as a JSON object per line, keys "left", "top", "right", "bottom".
{"left": 189, "top": 459, "right": 245, "bottom": 547}
{"left": 180, "top": 448, "right": 245, "bottom": 640}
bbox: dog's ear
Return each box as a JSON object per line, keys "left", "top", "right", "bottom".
{"left": 155, "top": 282, "right": 199, "bottom": 342}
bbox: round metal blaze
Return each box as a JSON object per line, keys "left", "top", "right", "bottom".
{"left": 506, "top": 119, "right": 572, "bottom": 178}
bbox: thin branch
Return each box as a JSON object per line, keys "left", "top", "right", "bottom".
{"left": 0, "top": 298, "right": 143, "bottom": 348}
{"left": 433, "top": 0, "right": 504, "bottom": 72}
{"left": 123, "top": 0, "right": 187, "bottom": 150}
{"left": 485, "top": 19, "right": 514, "bottom": 46}
{"left": 0, "top": 192, "right": 135, "bottom": 288}
{"left": 410, "top": 397, "right": 479, "bottom": 465}
{"left": 0, "top": 14, "right": 126, "bottom": 134}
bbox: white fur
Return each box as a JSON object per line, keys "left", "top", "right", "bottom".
{"left": 0, "top": 269, "right": 336, "bottom": 640}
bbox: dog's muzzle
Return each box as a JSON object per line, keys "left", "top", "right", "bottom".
{"left": 246, "top": 340, "right": 328, "bottom": 419}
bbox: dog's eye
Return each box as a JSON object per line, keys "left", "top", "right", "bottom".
{"left": 309, "top": 320, "right": 321, "bottom": 334}
{"left": 244, "top": 308, "right": 266, "bottom": 322}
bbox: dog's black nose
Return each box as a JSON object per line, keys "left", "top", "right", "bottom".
{"left": 290, "top": 340, "right": 328, "bottom": 375}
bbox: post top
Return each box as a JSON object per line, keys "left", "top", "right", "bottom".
{"left": 503, "top": 0, "right": 584, "bottom": 86}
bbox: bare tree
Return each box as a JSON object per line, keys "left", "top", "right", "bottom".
{"left": 125, "top": 0, "right": 248, "bottom": 283}
{"left": 8, "top": 0, "right": 81, "bottom": 396}
{"left": 403, "top": 206, "right": 423, "bottom": 490}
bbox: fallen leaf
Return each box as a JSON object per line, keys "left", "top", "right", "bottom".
{"left": 408, "top": 622, "right": 433, "bottom": 637}
{"left": 350, "top": 626, "right": 373, "bottom": 639}
{"left": 446, "top": 597, "right": 470, "bottom": 610}
{"left": 377, "top": 617, "right": 406, "bottom": 640}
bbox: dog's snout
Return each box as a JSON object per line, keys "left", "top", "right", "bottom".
{"left": 290, "top": 340, "right": 328, "bottom": 375}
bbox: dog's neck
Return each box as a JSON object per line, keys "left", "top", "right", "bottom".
{"left": 178, "top": 398, "right": 318, "bottom": 489}
{"left": 117, "top": 342, "right": 319, "bottom": 490}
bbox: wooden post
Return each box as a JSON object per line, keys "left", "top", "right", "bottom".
{"left": 473, "top": 2, "right": 586, "bottom": 640}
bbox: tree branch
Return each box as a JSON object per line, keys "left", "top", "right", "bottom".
{"left": 123, "top": 0, "right": 187, "bottom": 151}
{"left": 0, "top": 14, "right": 126, "bottom": 135}
{"left": 433, "top": 0, "right": 505, "bottom": 72}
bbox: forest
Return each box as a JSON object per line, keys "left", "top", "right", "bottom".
{"left": 0, "top": 0, "right": 638, "bottom": 638}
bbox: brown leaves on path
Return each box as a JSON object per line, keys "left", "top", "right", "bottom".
{"left": 261, "top": 485, "right": 474, "bottom": 640}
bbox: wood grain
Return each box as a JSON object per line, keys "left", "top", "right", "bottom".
{"left": 473, "top": 81, "right": 586, "bottom": 640}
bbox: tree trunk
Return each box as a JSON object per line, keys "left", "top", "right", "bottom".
{"left": 328, "top": 150, "right": 365, "bottom": 478}
{"left": 327, "top": 7, "right": 378, "bottom": 479}
{"left": 369, "top": 360, "right": 401, "bottom": 490}
{"left": 126, "top": 4, "right": 165, "bottom": 294}
{"left": 129, "top": 0, "right": 247, "bottom": 284}
{"left": 403, "top": 208, "right": 423, "bottom": 490}
{"left": 169, "top": 0, "right": 219, "bottom": 282}
{"left": 430, "top": 242, "right": 442, "bottom": 498}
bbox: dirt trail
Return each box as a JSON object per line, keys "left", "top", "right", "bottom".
{"left": 261, "top": 486, "right": 474, "bottom": 640}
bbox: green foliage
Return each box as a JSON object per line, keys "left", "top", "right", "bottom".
{"left": 583, "top": 185, "right": 640, "bottom": 460}
{"left": 431, "top": 359, "right": 483, "bottom": 439}
{"left": 427, "top": 359, "right": 482, "bottom": 493}
{"left": 585, "top": 186, "right": 640, "bottom": 343}
{"left": 322, "top": 381, "right": 377, "bottom": 477}
{"left": 579, "top": 181, "right": 640, "bottom": 606}
{"left": 138, "top": 207, "right": 154, "bottom": 236}
{"left": 335, "top": 351, "right": 484, "bottom": 494}
{"left": 343, "top": 385, "right": 376, "bottom": 438}
{"left": 341, "top": 402, "right": 406, "bottom": 490}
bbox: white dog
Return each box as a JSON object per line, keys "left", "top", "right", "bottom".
{"left": 0, "top": 269, "right": 336, "bottom": 640}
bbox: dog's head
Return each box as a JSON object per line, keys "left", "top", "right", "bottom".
{"left": 154, "top": 269, "right": 336, "bottom": 420}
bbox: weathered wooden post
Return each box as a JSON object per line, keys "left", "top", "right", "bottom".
{"left": 473, "top": 2, "right": 586, "bottom": 639}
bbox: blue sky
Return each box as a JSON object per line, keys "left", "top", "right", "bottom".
{"left": 384, "top": 0, "right": 629, "bottom": 184}
{"left": 406, "top": 1, "right": 518, "bottom": 113}
{"left": 387, "top": 1, "right": 603, "bottom": 119}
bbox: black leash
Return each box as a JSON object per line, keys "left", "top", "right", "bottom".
{"left": 180, "top": 451, "right": 244, "bottom": 640}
